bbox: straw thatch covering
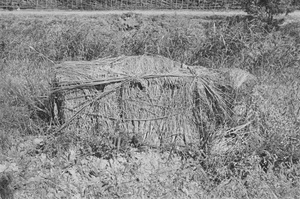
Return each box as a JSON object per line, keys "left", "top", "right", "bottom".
{"left": 50, "top": 55, "right": 256, "bottom": 148}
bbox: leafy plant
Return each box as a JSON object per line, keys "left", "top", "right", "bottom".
{"left": 241, "top": 0, "right": 296, "bottom": 23}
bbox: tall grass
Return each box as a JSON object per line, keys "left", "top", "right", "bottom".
{"left": 0, "top": 13, "right": 300, "bottom": 198}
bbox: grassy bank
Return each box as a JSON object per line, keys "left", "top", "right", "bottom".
{"left": 0, "top": 13, "right": 300, "bottom": 198}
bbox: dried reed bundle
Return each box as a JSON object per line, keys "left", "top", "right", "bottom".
{"left": 50, "top": 55, "right": 254, "bottom": 148}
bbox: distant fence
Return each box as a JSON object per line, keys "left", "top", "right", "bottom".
{"left": 0, "top": 0, "right": 242, "bottom": 10}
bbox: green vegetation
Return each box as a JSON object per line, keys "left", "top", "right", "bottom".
{"left": 0, "top": 12, "right": 300, "bottom": 198}
{"left": 241, "top": 0, "right": 298, "bottom": 23}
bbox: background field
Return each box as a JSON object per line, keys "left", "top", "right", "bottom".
{"left": 0, "top": 9, "right": 300, "bottom": 199}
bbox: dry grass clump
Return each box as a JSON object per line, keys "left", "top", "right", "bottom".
{"left": 0, "top": 13, "right": 300, "bottom": 198}
{"left": 52, "top": 55, "right": 234, "bottom": 152}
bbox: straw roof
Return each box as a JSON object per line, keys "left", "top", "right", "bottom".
{"left": 52, "top": 55, "right": 216, "bottom": 93}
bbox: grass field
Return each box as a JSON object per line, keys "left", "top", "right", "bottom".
{"left": 0, "top": 10, "right": 300, "bottom": 199}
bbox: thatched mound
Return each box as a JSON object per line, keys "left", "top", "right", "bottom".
{"left": 50, "top": 55, "right": 257, "bottom": 148}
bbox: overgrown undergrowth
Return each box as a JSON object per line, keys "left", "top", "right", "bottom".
{"left": 0, "top": 13, "right": 300, "bottom": 199}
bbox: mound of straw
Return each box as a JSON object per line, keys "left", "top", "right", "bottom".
{"left": 50, "top": 55, "right": 256, "bottom": 148}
